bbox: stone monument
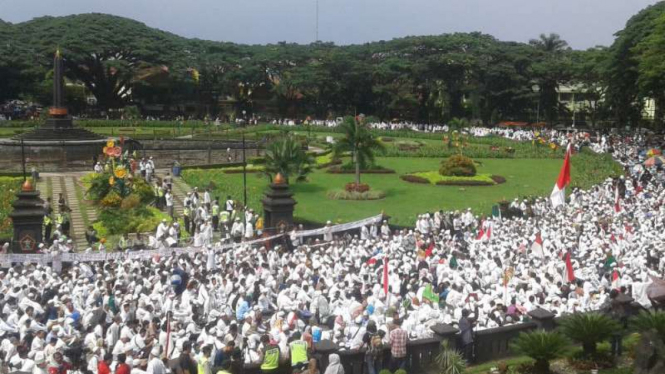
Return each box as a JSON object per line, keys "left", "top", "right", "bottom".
{"left": 0, "top": 49, "right": 136, "bottom": 171}
{"left": 9, "top": 179, "right": 45, "bottom": 253}
{"left": 262, "top": 173, "right": 296, "bottom": 233}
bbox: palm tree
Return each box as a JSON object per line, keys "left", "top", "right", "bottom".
{"left": 529, "top": 33, "right": 570, "bottom": 53}
{"left": 559, "top": 313, "right": 620, "bottom": 357}
{"left": 435, "top": 341, "right": 466, "bottom": 374}
{"left": 333, "top": 116, "right": 385, "bottom": 186}
{"left": 264, "top": 136, "right": 314, "bottom": 184}
{"left": 632, "top": 310, "right": 665, "bottom": 342}
{"left": 511, "top": 331, "right": 569, "bottom": 374}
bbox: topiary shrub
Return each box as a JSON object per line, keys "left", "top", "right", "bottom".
{"left": 439, "top": 154, "right": 477, "bottom": 177}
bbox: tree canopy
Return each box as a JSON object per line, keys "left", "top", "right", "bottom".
{"left": 3, "top": 5, "right": 665, "bottom": 128}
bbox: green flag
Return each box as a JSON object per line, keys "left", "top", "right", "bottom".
{"left": 423, "top": 283, "right": 439, "bottom": 304}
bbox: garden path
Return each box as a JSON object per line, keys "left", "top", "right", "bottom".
{"left": 38, "top": 172, "right": 97, "bottom": 249}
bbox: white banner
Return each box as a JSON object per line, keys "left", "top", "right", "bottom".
{"left": 0, "top": 214, "right": 384, "bottom": 265}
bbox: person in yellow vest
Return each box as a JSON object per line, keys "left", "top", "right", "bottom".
{"left": 256, "top": 216, "right": 264, "bottom": 236}
{"left": 288, "top": 333, "right": 309, "bottom": 372}
{"left": 260, "top": 335, "right": 280, "bottom": 373}
{"left": 43, "top": 214, "right": 52, "bottom": 244}
{"left": 183, "top": 203, "right": 192, "bottom": 235}
{"left": 211, "top": 200, "right": 220, "bottom": 232}
{"left": 219, "top": 210, "right": 230, "bottom": 239}
{"left": 197, "top": 346, "right": 212, "bottom": 374}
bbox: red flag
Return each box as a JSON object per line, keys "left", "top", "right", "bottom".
{"left": 612, "top": 270, "right": 620, "bottom": 290}
{"left": 425, "top": 241, "right": 435, "bottom": 257}
{"left": 383, "top": 256, "right": 389, "bottom": 296}
{"left": 476, "top": 220, "right": 485, "bottom": 240}
{"left": 551, "top": 144, "right": 572, "bottom": 207}
{"left": 564, "top": 251, "right": 575, "bottom": 283}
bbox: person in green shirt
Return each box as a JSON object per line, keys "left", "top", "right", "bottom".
{"left": 260, "top": 334, "right": 280, "bottom": 373}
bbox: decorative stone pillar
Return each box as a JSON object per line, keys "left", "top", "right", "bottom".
{"left": 10, "top": 180, "right": 45, "bottom": 253}
{"left": 262, "top": 173, "right": 297, "bottom": 233}
{"left": 528, "top": 308, "right": 556, "bottom": 331}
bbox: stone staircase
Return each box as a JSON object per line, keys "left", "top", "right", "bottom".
{"left": 38, "top": 173, "right": 98, "bottom": 250}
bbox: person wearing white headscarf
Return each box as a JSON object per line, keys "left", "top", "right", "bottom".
{"left": 324, "top": 353, "right": 344, "bottom": 374}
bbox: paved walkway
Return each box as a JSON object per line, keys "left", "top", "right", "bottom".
{"left": 38, "top": 172, "right": 98, "bottom": 249}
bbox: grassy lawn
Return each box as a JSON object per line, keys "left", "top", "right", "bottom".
{"left": 182, "top": 154, "right": 611, "bottom": 226}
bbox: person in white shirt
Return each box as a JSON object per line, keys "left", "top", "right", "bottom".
{"left": 146, "top": 346, "right": 166, "bottom": 374}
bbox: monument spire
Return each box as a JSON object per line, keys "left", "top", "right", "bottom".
{"left": 52, "top": 48, "right": 65, "bottom": 112}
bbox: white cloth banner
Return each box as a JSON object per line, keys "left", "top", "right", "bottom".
{"left": 293, "top": 214, "right": 383, "bottom": 238}
{"left": 0, "top": 214, "right": 384, "bottom": 265}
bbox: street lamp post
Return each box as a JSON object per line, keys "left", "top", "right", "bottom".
{"left": 242, "top": 110, "right": 248, "bottom": 235}
{"left": 532, "top": 84, "right": 541, "bottom": 124}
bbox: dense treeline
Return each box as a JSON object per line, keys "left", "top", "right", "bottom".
{"left": 2, "top": 2, "right": 665, "bottom": 126}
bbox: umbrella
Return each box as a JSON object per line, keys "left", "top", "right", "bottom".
{"left": 646, "top": 276, "right": 665, "bottom": 302}
{"left": 644, "top": 156, "right": 665, "bottom": 167}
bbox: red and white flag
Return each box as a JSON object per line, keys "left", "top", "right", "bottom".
{"left": 550, "top": 144, "right": 572, "bottom": 208}
{"left": 563, "top": 251, "right": 575, "bottom": 283}
{"left": 531, "top": 232, "right": 545, "bottom": 258}
{"left": 476, "top": 221, "right": 485, "bottom": 241}
{"left": 476, "top": 220, "right": 492, "bottom": 241}
{"left": 614, "top": 187, "right": 621, "bottom": 213}
{"left": 612, "top": 269, "right": 620, "bottom": 290}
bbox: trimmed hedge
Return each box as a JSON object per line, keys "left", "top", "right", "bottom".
{"left": 327, "top": 166, "right": 395, "bottom": 174}
{"left": 400, "top": 171, "right": 506, "bottom": 186}
{"left": 326, "top": 189, "right": 386, "bottom": 200}
{"left": 399, "top": 175, "right": 429, "bottom": 184}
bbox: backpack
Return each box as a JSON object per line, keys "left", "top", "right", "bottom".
{"left": 368, "top": 334, "right": 384, "bottom": 358}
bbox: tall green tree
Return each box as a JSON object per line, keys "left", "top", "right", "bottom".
{"left": 529, "top": 33, "right": 572, "bottom": 125}
{"left": 264, "top": 136, "right": 313, "bottom": 184}
{"left": 333, "top": 116, "right": 385, "bottom": 186}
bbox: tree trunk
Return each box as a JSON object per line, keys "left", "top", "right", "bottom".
{"left": 355, "top": 154, "right": 361, "bottom": 186}
{"left": 534, "top": 359, "right": 550, "bottom": 374}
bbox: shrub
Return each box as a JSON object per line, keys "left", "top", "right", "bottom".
{"left": 248, "top": 156, "right": 266, "bottom": 164}
{"left": 378, "top": 370, "right": 392, "bottom": 374}
{"left": 631, "top": 310, "right": 665, "bottom": 342}
{"left": 511, "top": 331, "right": 569, "bottom": 374}
{"left": 435, "top": 340, "right": 466, "bottom": 374}
{"left": 394, "top": 370, "right": 407, "bottom": 374}
{"left": 400, "top": 175, "right": 429, "bottom": 184}
{"left": 100, "top": 191, "right": 122, "bottom": 208}
{"left": 327, "top": 190, "right": 386, "bottom": 200}
{"left": 559, "top": 313, "right": 620, "bottom": 357}
{"left": 132, "top": 178, "right": 155, "bottom": 204}
{"left": 439, "top": 154, "right": 477, "bottom": 177}
{"left": 345, "top": 183, "right": 370, "bottom": 193}
{"left": 120, "top": 194, "right": 141, "bottom": 210}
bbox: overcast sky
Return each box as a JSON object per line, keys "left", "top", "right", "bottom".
{"left": 0, "top": 0, "right": 660, "bottom": 49}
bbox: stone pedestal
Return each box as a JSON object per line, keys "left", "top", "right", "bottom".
{"left": 262, "top": 173, "right": 296, "bottom": 233}
{"left": 10, "top": 180, "right": 45, "bottom": 253}
{"left": 528, "top": 307, "right": 556, "bottom": 331}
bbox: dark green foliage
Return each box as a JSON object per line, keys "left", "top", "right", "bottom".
{"left": 559, "top": 313, "right": 621, "bottom": 357}
{"left": 264, "top": 136, "right": 314, "bottom": 183}
{"left": 511, "top": 331, "right": 569, "bottom": 374}
{"left": 439, "top": 154, "right": 477, "bottom": 176}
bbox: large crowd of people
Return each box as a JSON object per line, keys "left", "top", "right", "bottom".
{"left": 1, "top": 127, "right": 664, "bottom": 374}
